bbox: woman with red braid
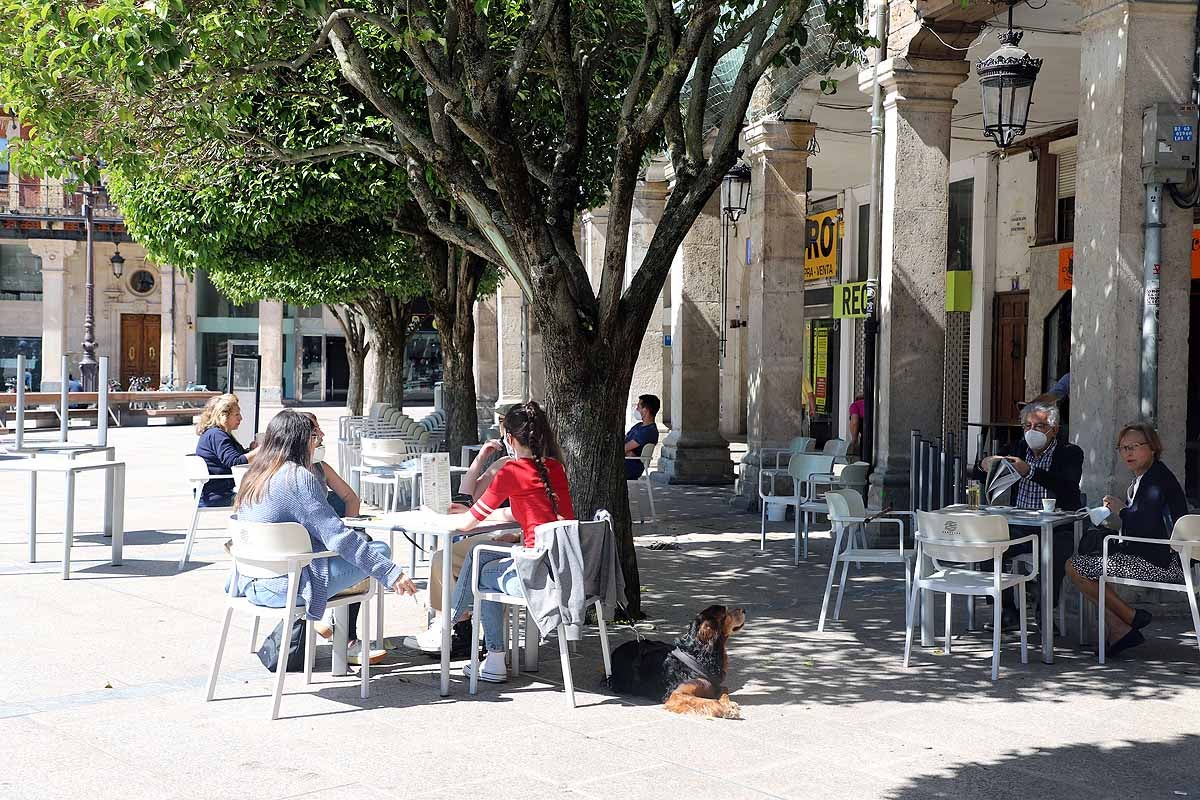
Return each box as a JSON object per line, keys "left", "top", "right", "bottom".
{"left": 415, "top": 401, "right": 573, "bottom": 683}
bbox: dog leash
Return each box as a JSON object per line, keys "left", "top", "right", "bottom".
{"left": 669, "top": 647, "right": 720, "bottom": 685}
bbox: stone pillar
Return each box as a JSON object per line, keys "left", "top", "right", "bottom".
{"left": 738, "top": 119, "right": 815, "bottom": 504}
{"left": 28, "top": 240, "right": 77, "bottom": 390}
{"left": 1072, "top": 0, "right": 1195, "bottom": 500}
{"left": 626, "top": 182, "right": 669, "bottom": 429}
{"left": 495, "top": 275, "right": 526, "bottom": 409}
{"left": 158, "top": 263, "right": 188, "bottom": 387}
{"left": 657, "top": 190, "right": 734, "bottom": 484}
{"left": 581, "top": 207, "right": 609, "bottom": 292}
{"left": 258, "top": 300, "right": 284, "bottom": 404}
{"left": 473, "top": 294, "right": 499, "bottom": 430}
{"left": 857, "top": 56, "right": 970, "bottom": 508}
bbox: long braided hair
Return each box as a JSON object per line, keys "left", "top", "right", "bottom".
{"left": 503, "top": 401, "right": 560, "bottom": 517}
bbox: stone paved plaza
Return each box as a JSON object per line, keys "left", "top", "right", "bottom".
{"left": 2, "top": 406, "right": 1199, "bottom": 800}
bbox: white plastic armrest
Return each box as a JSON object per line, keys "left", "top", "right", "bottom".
{"left": 759, "top": 469, "right": 785, "bottom": 500}
{"left": 472, "top": 543, "right": 522, "bottom": 559}
{"left": 886, "top": 510, "right": 917, "bottom": 520}
{"left": 1104, "top": 534, "right": 1174, "bottom": 548}
{"left": 1005, "top": 533, "right": 1040, "bottom": 577}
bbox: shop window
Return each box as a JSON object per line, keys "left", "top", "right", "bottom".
{"left": 196, "top": 269, "right": 258, "bottom": 318}
{"left": 0, "top": 244, "right": 42, "bottom": 300}
{"left": 0, "top": 336, "right": 41, "bottom": 390}
{"left": 856, "top": 202, "right": 869, "bottom": 280}
{"left": 947, "top": 179, "right": 973, "bottom": 271}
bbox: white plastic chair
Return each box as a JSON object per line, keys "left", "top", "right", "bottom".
{"left": 205, "top": 521, "right": 377, "bottom": 719}
{"left": 179, "top": 455, "right": 237, "bottom": 569}
{"left": 358, "top": 437, "right": 412, "bottom": 510}
{"left": 904, "top": 510, "right": 1037, "bottom": 680}
{"left": 759, "top": 453, "right": 836, "bottom": 563}
{"left": 467, "top": 517, "right": 615, "bottom": 707}
{"left": 796, "top": 462, "right": 872, "bottom": 560}
{"left": 822, "top": 437, "right": 849, "bottom": 463}
{"left": 1098, "top": 514, "right": 1200, "bottom": 663}
{"left": 627, "top": 445, "right": 657, "bottom": 524}
{"left": 231, "top": 464, "right": 250, "bottom": 489}
{"left": 818, "top": 490, "right": 915, "bottom": 631}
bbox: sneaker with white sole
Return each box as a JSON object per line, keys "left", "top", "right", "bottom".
{"left": 347, "top": 642, "right": 388, "bottom": 666}
{"left": 403, "top": 622, "right": 448, "bottom": 654}
{"left": 462, "top": 652, "right": 507, "bottom": 683}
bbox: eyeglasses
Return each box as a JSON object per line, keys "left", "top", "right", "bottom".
{"left": 1116, "top": 441, "right": 1148, "bottom": 454}
{"left": 1023, "top": 422, "right": 1053, "bottom": 433}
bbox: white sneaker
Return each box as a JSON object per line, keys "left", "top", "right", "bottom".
{"left": 347, "top": 642, "right": 387, "bottom": 666}
{"left": 462, "top": 652, "right": 507, "bottom": 683}
{"left": 403, "top": 622, "right": 446, "bottom": 654}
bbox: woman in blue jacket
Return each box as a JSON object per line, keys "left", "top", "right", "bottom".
{"left": 194, "top": 394, "right": 258, "bottom": 507}
{"left": 1067, "top": 423, "right": 1189, "bottom": 656}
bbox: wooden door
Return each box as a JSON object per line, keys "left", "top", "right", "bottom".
{"left": 120, "top": 313, "right": 161, "bottom": 388}
{"left": 990, "top": 292, "right": 1028, "bottom": 424}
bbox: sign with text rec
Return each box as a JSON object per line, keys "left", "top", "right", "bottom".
{"left": 833, "top": 281, "right": 871, "bottom": 318}
{"left": 805, "top": 209, "right": 841, "bottom": 281}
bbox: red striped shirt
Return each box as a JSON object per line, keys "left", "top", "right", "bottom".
{"left": 470, "top": 457, "right": 573, "bottom": 547}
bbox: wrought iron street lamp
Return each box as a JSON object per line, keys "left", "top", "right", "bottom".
{"left": 79, "top": 183, "right": 98, "bottom": 391}
{"left": 976, "top": 0, "right": 1042, "bottom": 149}
{"left": 109, "top": 244, "right": 125, "bottom": 279}
{"left": 719, "top": 163, "right": 752, "bottom": 359}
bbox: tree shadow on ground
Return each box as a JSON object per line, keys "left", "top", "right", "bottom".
{"left": 620, "top": 485, "right": 1200, "bottom": 710}
{"left": 882, "top": 734, "right": 1200, "bottom": 799}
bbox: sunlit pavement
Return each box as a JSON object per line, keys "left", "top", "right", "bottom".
{"left": 1, "top": 406, "right": 1198, "bottom": 799}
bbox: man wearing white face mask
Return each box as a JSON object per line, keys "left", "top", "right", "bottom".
{"left": 973, "top": 401, "right": 1083, "bottom": 629}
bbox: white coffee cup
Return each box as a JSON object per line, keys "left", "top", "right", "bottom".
{"left": 1042, "top": 498, "right": 1056, "bottom": 513}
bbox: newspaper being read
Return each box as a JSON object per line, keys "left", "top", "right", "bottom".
{"left": 986, "top": 457, "right": 1023, "bottom": 504}
{"left": 420, "top": 452, "right": 452, "bottom": 514}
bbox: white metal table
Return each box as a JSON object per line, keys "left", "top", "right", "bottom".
{"left": 935, "top": 504, "right": 1086, "bottom": 663}
{"left": 0, "top": 456, "right": 126, "bottom": 579}
{"left": 347, "top": 511, "right": 517, "bottom": 696}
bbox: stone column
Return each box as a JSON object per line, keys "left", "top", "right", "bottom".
{"left": 581, "top": 207, "right": 609, "bottom": 292}
{"left": 738, "top": 119, "right": 816, "bottom": 504}
{"left": 158, "top": 263, "right": 188, "bottom": 387}
{"left": 657, "top": 190, "right": 733, "bottom": 484}
{"left": 258, "top": 300, "right": 284, "bottom": 404}
{"left": 28, "top": 239, "right": 77, "bottom": 390}
{"left": 495, "top": 275, "right": 526, "bottom": 409}
{"left": 473, "top": 294, "right": 499, "bottom": 430}
{"left": 857, "top": 56, "right": 970, "bottom": 508}
{"left": 1072, "top": 0, "right": 1195, "bottom": 500}
{"left": 626, "top": 181, "right": 669, "bottom": 429}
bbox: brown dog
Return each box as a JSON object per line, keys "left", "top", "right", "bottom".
{"left": 608, "top": 605, "right": 746, "bottom": 719}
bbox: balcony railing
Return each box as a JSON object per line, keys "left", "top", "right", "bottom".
{"left": 0, "top": 178, "right": 124, "bottom": 219}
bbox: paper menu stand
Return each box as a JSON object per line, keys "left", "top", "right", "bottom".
{"left": 986, "top": 458, "right": 1022, "bottom": 504}
{"left": 421, "top": 452, "right": 452, "bottom": 513}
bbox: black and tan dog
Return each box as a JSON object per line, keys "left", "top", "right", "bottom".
{"left": 608, "top": 605, "right": 746, "bottom": 719}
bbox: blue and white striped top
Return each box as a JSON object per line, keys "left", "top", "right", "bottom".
{"left": 231, "top": 463, "right": 403, "bottom": 620}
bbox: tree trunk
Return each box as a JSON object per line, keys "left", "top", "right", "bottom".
{"left": 360, "top": 291, "right": 414, "bottom": 411}
{"left": 345, "top": 343, "right": 367, "bottom": 416}
{"left": 438, "top": 315, "right": 478, "bottom": 463}
{"left": 539, "top": 321, "right": 643, "bottom": 618}
{"left": 329, "top": 304, "right": 369, "bottom": 416}
{"left": 419, "top": 234, "right": 487, "bottom": 465}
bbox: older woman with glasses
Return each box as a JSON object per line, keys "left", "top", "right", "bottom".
{"left": 1066, "top": 423, "right": 1189, "bottom": 656}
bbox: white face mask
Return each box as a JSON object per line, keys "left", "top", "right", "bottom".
{"left": 1024, "top": 429, "right": 1049, "bottom": 451}
{"left": 312, "top": 445, "right": 326, "bottom": 463}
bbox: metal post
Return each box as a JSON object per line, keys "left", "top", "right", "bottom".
{"left": 59, "top": 355, "right": 69, "bottom": 443}
{"left": 719, "top": 209, "right": 730, "bottom": 360}
{"left": 909, "top": 430, "right": 921, "bottom": 510}
{"left": 939, "top": 445, "right": 951, "bottom": 509}
{"left": 1139, "top": 182, "right": 1163, "bottom": 423}
{"left": 926, "top": 441, "right": 936, "bottom": 510}
{"left": 917, "top": 440, "right": 929, "bottom": 512}
{"left": 15, "top": 354, "right": 26, "bottom": 451}
{"left": 167, "top": 264, "right": 177, "bottom": 389}
{"left": 79, "top": 184, "right": 98, "bottom": 391}
{"left": 953, "top": 456, "right": 963, "bottom": 505}
{"left": 862, "top": 1, "right": 890, "bottom": 471}
{"left": 98, "top": 356, "right": 109, "bottom": 448}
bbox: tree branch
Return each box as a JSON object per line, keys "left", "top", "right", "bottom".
{"left": 505, "top": 0, "right": 562, "bottom": 96}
